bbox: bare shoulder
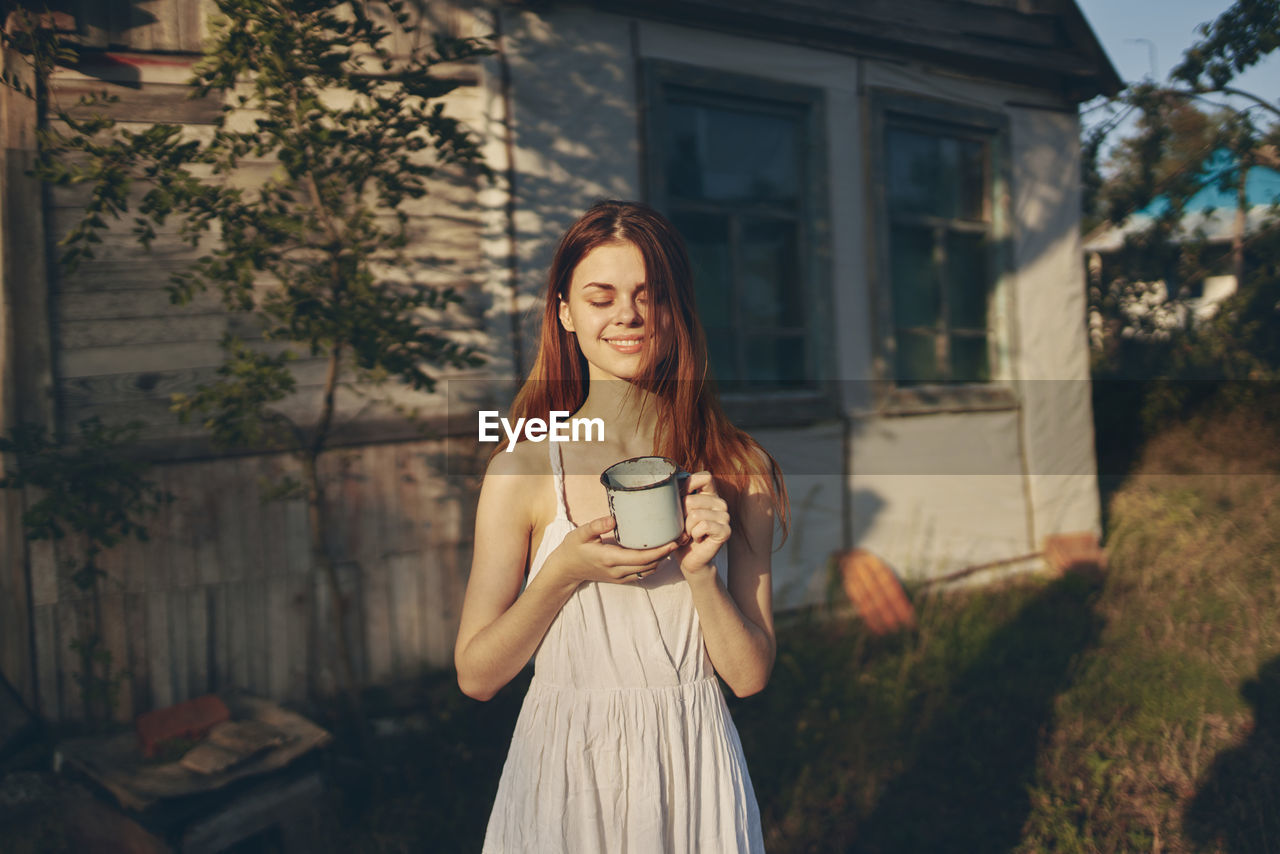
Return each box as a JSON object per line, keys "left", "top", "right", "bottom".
{"left": 483, "top": 437, "right": 551, "bottom": 480}
{"left": 479, "top": 440, "right": 554, "bottom": 529}
{"left": 727, "top": 439, "right": 781, "bottom": 555}
{"left": 737, "top": 437, "right": 783, "bottom": 498}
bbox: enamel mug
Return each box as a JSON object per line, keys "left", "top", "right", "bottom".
{"left": 599, "top": 456, "right": 690, "bottom": 549}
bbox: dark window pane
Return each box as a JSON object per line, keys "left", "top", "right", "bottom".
{"left": 704, "top": 324, "right": 739, "bottom": 388}
{"left": 951, "top": 334, "right": 990, "bottom": 382}
{"left": 674, "top": 211, "right": 732, "bottom": 322}
{"left": 745, "top": 334, "right": 779, "bottom": 385}
{"left": 937, "top": 137, "right": 988, "bottom": 220}
{"left": 666, "top": 100, "right": 800, "bottom": 204}
{"left": 895, "top": 330, "right": 939, "bottom": 385}
{"left": 741, "top": 217, "right": 801, "bottom": 327}
{"left": 889, "top": 127, "right": 987, "bottom": 221}
{"left": 946, "top": 232, "right": 989, "bottom": 329}
{"left": 666, "top": 103, "right": 706, "bottom": 200}
{"left": 775, "top": 335, "right": 806, "bottom": 384}
{"left": 890, "top": 225, "right": 938, "bottom": 328}
{"left": 744, "top": 334, "right": 807, "bottom": 387}
{"left": 674, "top": 211, "right": 736, "bottom": 385}
{"left": 957, "top": 138, "right": 986, "bottom": 221}
{"left": 886, "top": 128, "right": 938, "bottom": 215}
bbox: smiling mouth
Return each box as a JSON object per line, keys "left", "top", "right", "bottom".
{"left": 604, "top": 337, "right": 645, "bottom": 353}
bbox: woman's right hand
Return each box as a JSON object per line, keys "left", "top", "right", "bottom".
{"left": 544, "top": 515, "right": 679, "bottom": 587}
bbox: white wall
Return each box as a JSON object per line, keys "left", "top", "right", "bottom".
{"left": 1009, "top": 107, "right": 1102, "bottom": 543}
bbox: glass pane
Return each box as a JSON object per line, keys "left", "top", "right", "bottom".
{"left": 704, "top": 324, "right": 739, "bottom": 389}
{"left": 886, "top": 128, "right": 938, "bottom": 215}
{"left": 674, "top": 211, "right": 732, "bottom": 320}
{"left": 895, "top": 330, "right": 939, "bottom": 385}
{"left": 745, "top": 334, "right": 778, "bottom": 384}
{"left": 890, "top": 225, "right": 938, "bottom": 329}
{"left": 744, "top": 334, "right": 807, "bottom": 387}
{"left": 741, "top": 217, "right": 802, "bottom": 327}
{"left": 673, "top": 211, "right": 735, "bottom": 385}
{"left": 951, "top": 334, "right": 990, "bottom": 383}
{"left": 666, "top": 102, "right": 707, "bottom": 200}
{"left": 666, "top": 99, "right": 801, "bottom": 204}
{"left": 776, "top": 336, "right": 806, "bottom": 384}
{"left": 890, "top": 128, "right": 987, "bottom": 221}
{"left": 957, "top": 138, "right": 986, "bottom": 221}
{"left": 946, "top": 232, "right": 990, "bottom": 329}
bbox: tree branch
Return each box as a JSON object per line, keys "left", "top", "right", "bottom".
{"left": 1156, "top": 85, "right": 1280, "bottom": 121}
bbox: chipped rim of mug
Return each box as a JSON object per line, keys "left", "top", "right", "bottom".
{"left": 599, "top": 456, "right": 690, "bottom": 492}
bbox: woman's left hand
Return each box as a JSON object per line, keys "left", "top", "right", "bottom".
{"left": 675, "top": 471, "right": 731, "bottom": 579}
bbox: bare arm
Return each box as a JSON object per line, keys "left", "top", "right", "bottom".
{"left": 453, "top": 454, "right": 572, "bottom": 701}
{"left": 454, "top": 450, "right": 679, "bottom": 701}
{"left": 678, "top": 473, "right": 776, "bottom": 697}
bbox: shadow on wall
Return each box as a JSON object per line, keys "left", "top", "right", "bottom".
{"left": 491, "top": 6, "right": 646, "bottom": 372}
{"left": 1184, "top": 655, "right": 1280, "bottom": 853}
{"left": 39, "top": 0, "right": 160, "bottom": 63}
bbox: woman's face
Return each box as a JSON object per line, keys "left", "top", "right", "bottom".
{"left": 558, "top": 240, "right": 657, "bottom": 383}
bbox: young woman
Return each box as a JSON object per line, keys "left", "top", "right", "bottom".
{"left": 455, "top": 200, "right": 789, "bottom": 852}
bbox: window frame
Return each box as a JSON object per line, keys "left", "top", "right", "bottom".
{"left": 867, "top": 90, "right": 1018, "bottom": 415}
{"left": 642, "top": 59, "right": 836, "bottom": 426}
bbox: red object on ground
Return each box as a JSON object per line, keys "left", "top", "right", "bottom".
{"left": 838, "top": 549, "right": 917, "bottom": 635}
{"left": 135, "top": 695, "right": 231, "bottom": 758}
{"left": 1043, "top": 532, "right": 1108, "bottom": 576}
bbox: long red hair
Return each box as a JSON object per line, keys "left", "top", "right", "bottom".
{"left": 505, "top": 200, "right": 789, "bottom": 550}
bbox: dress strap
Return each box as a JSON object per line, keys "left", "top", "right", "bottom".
{"left": 549, "top": 441, "right": 570, "bottom": 521}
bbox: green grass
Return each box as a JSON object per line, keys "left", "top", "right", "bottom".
{"left": 1017, "top": 413, "right": 1280, "bottom": 854}
{"left": 732, "top": 572, "right": 1105, "bottom": 853}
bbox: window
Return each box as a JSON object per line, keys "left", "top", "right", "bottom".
{"left": 871, "top": 94, "right": 1012, "bottom": 407}
{"left": 644, "top": 62, "right": 829, "bottom": 411}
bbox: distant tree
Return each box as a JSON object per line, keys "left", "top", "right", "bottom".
{"left": 1085, "top": 0, "right": 1280, "bottom": 433}
{"left": 33, "top": 0, "right": 491, "bottom": 711}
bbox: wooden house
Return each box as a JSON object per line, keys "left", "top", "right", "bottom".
{"left": 0, "top": 0, "right": 1120, "bottom": 721}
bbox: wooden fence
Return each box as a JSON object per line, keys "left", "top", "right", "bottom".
{"left": 26, "top": 439, "right": 482, "bottom": 722}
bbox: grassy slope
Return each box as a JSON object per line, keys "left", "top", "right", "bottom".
{"left": 732, "top": 564, "right": 1104, "bottom": 853}
{"left": 731, "top": 410, "right": 1280, "bottom": 853}
{"left": 1020, "top": 414, "right": 1280, "bottom": 853}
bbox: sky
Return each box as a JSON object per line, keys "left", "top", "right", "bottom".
{"left": 1074, "top": 0, "right": 1279, "bottom": 112}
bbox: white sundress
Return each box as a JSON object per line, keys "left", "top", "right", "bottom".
{"left": 481, "top": 442, "right": 766, "bottom": 853}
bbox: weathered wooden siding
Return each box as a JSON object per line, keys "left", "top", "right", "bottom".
{"left": 55, "top": 0, "right": 211, "bottom": 54}
{"left": 40, "top": 0, "right": 497, "bottom": 452}
{"left": 28, "top": 439, "right": 482, "bottom": 722}
{"left": 46, "top": 69, "right": 493, "bottom": 452}
{"left": 1, "top": 42, "right": 53, "bottom": 710}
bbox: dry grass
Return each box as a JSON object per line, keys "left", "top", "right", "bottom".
{"left": 1019, "top": 409, "right": 1280, "bottom": 852}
